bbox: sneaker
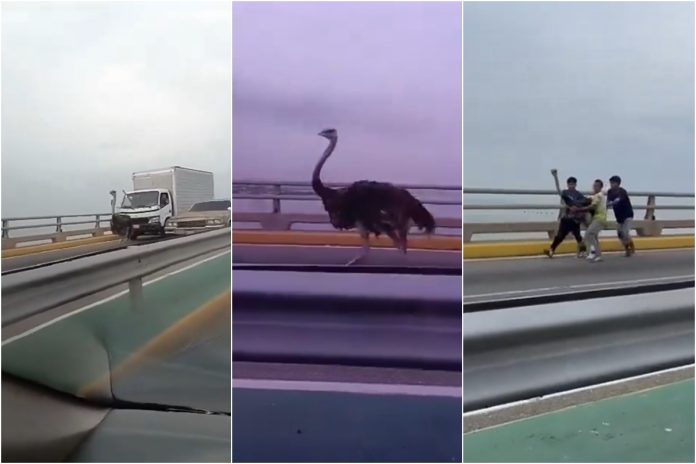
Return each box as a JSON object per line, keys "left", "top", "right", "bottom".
{"left": 586, "top": 253, "right": 596, "bottom": 261}
{"left": 592, "top": 256, "right": 603, "bottom": 262}
{"left": 577, "top": 251, "right": 586, "bottom": 259}
{"left": 544, "top": 249, "right": 554, "bottom": 258}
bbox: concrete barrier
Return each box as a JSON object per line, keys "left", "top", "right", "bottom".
{"left": 233, "top": 230, "right": 462, "bottom": 251}
{"left": 463, "top": 235, "right": 694, "bottom": 259}
{"left": 1, "top": 235, "right": 119, "bottom": 259}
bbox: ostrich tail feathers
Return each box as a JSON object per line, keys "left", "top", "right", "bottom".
{"left": 409, "top": 199, "right": 436, "bottom": 233}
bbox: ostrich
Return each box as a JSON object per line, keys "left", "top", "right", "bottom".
{"left": 312, "top": 128, "right": 435, "bottom": 265}
{"left": 110, "top": 213, "right": 132, "bottom": 242}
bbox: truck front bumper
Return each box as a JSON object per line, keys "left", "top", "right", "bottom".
{"left": 131, "top": 223, "right": 162, "bottom": 234}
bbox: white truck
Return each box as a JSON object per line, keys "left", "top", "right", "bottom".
{"left": 112, "top": 166, "right": 214, "bottom": 239}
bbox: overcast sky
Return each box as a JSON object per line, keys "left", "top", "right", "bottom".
{"left": 464, "top": 2, "right": 694, "bottom": 192}
{"left": 232, "top": 2, "right": 462, "bottom": 186}
{"left": 1, "top": 2, "right": 231, "bottom": 217}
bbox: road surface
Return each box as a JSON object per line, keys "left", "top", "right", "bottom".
{"left": 1, "top": 236, "right": 174, "bottom": 273}
{"left": 233, "top": 244, "right": 461, "bottom": 267}
{"left": 2, "top": 250, "right": 231, "bottom": 413}
{"left": 463, "top": 249, "right": 694, "bottom": 303}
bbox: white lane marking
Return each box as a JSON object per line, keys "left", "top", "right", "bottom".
{"left": 463, "top": 247, "right": 693, "bottom": 263}
{"left": 234, "top": 378, "right": 462, "bottom": 398}
{"left": 2, "top": 250, "right": 231, "bottom": 346}
{"left": 462, "top": 364, "right": 695, "bottom": 418}
{"left": 464, "top": 275, "right": 694, "bottom": 300}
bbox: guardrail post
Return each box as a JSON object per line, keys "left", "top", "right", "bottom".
{"left": 93, "top": 215, "right": 104, "bottom": 236}
{"left": 2, "top": 219, "right": 8, "bottom": 239}
{"left": 638, "top": 195, "right": 661, "bottom": 237}
{"left": 645, "top": 195, "right": 656, "bottom": 221}
{"left": 272, "top": 184, "right": 281, "bottom": 214}
{"left": 129, "top": 277, "right": 144, "bottom": 311}
{"left": 56, "top": 216, "right": 63, "bottom": 233}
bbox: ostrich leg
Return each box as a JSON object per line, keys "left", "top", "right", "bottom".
{"left": 346, "top": 225, "right": 370, "bottom": 266}
{"left": 385, "top": 229, "right": 406, "bottom": 254}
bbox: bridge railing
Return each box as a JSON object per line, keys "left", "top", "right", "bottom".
{"left": 463, "top": 188, "right": 694, "bottom": 242}
{"left": 1, "top": 214, "right": 113, "bottom": 249}
{"left": 233, "top": 180, "right": 462, "bottom": 233}
{"left": 2, "top": 228, "right": 230, "bottom": 327}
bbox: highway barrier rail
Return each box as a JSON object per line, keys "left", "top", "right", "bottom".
{"left": 233, "top": 180, "right": 462, "bottom": 233}
{"left": 462, "top": 283, "right": 695, "bottom": 412}
{"left": 2, "top": 229, "right": 231, "bottom": 327}
{"left": 233, "top": 265, "right": 462, "bottom": 371}
{"left": 463, "top": 188, "right": 694, "bottom": 242}
{"left": 1, "top": 213, "right": 112, "bottom": 249}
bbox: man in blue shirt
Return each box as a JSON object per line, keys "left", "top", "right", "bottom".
{"left": 607, "top": 175, "right": 635, "bottom": 257}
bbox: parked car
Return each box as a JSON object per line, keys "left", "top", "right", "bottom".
{"left": 164, "top": 199, "right": 231, "bottom": 235}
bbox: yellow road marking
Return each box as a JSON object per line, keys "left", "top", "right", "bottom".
{"left": 463, "top": 235, "right": 694, "bottom": 259}
{"left": 2, "top": 235, "right": 118, "bottom": 259}
{"left": 78, "top": 290, "right": 230, "bottom": 400}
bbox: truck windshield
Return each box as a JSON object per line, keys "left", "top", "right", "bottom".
{"left": 122, "top": 191, "right": 159, "bottom": 208}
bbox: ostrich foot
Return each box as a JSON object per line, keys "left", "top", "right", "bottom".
{"left": 345, "top": 253, "right": 366, "bottom": 266}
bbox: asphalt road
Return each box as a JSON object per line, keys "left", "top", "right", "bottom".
{"left": 233, "top": 244, "right": 462, "bottom": 267}
{"left": 463, "top": 249, "right": 694, "bottom": 303}
{"left": 233, "top": 386, "right": 461, "bottom": 462}
{"left": 1, "top": 236, "right": 173, "bottom": 272}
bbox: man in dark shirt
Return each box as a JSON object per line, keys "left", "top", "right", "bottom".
{"left": 544, "top": 170, "right": 588, "bottom": 258}
{"left": 607, "top": 175, "right": 635, "bottom": 256}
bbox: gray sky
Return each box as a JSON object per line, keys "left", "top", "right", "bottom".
{"left": 1, "top": 2, "right": 231, "bottom": 217}
{"left": 232, "top": 1, "right": 462, "bottom": 186}
{"left": 464, "top": 2, "right": 694, "bottom": 192}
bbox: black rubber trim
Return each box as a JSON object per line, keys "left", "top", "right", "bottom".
{"left": 233, "top": 264, "right": 461, "bottom": 275}
{"left": 232, "top": 352, "right": 461, "bottom": 372}
{"left": 463, "top": 279, "right": 695, "bottom": 313}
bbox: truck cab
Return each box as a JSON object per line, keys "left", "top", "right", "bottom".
{"left": 117, "top": 188, "right": 173, "bottom": 238}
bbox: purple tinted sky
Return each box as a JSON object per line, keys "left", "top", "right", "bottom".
{"left": 232, "top": 1, "right": 462, "bottom": 185}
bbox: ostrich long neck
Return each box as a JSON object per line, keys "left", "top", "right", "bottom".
{"left": 312, "top": 137, "right": 338, "bottom": 198}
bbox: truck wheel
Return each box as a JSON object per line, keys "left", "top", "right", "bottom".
{"left": 129, "top": 230, "right": 139, "bottom": 240}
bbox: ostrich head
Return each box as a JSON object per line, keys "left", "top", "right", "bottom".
{"left": 318, "top": 128, "right": 338, "bottom": 139}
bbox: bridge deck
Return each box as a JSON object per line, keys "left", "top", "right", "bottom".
{"left": 463, "top": 378, "right": 694, "bottom": 462}
{"left": 463, "top": 249, "right": 694, "bottom": 303}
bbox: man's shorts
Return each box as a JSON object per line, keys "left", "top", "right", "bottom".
{"left": 617, "top": 218, "right": 633, "bottom": 241}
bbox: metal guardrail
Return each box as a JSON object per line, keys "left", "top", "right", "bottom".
{"left": 463, "top": 188, "right": 695, "bottom": 242}
{"left": 1, "top": 214, "right": 112, "bottom": 249}
{"left": 1, "top": 229, "right": 231, "bottom": 327}
{"left": 233, "top": 180, "right": 462, "bottom": 232}
{"left": 462, "top": 285, "right": 695, "bottom": 412}
{"left": 233, "top": 267, "right": 461, "bottom": 370}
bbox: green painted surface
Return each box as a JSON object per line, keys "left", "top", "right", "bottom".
{"left": 464, "top": 379, "right": 695, "bottom": 463}
{"left": 2, "top": 252, "right": 230, "bottom": 396}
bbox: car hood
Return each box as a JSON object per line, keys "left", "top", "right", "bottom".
{"left": 172, "top": 211, "right": 230, "bottom": 220}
